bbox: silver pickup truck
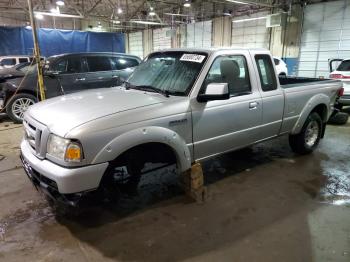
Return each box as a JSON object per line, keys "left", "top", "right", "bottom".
{"left": 20, "top": 48, "right": 343, "bottom": 205}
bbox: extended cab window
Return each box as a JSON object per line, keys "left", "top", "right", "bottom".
{"left": 255, "top": 55, "right": 277, "bottom": 91}
{"left": 203, "top": 55, "right": 251, "bottom": 96}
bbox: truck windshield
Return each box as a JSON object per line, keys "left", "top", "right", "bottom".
{"left": 127, "top": 52, "right": 208, "bottom": 96}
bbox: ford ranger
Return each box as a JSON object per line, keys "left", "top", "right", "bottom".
{"left": 20, "top": 48, "right": 343, "bottom": 206}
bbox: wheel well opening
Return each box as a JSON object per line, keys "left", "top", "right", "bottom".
{"left": 110, "top": 142, "right": 178, "bottom": 169}
{"left": 311, "top": 104, "right": 328, "bottom": 123}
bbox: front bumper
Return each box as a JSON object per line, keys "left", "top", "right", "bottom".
{"left": 338, "top": 95, "right": 350, "bottom": 106}
{"left": 20, "top": 139, "right": 108, "bottom": 196}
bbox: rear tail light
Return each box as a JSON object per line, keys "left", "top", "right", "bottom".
{"left": 338, "top": 87, "right": 344, "bottom": 97}
{"left": 330, "top": 73, "right": 350, "bottom": 79}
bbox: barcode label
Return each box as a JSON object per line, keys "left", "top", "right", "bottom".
{"left": 180, "top": 54, "right": 206, "bottom": 63}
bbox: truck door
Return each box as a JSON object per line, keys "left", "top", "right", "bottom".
{"left": 191, "top": 53, "right": 263, "bottom": 160}
{"left": 253, "top": 53, "right": 284, "bottom": 139}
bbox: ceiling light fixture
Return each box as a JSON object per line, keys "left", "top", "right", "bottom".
{"left": 226, "top": 0, "right": 249, "bottom": 5}
{"left": 164, "top": 13, "right": 190, "bottom": 17}
{"left": 232, "top": 16, "right": 266, "bottom": 23}
{"left": 130, "top": 20, "right": 165, "bottom": 25}
{"left": 35, "top": 13, "right": 44, "bottom": 19}
{"left": 117, "top": 7, "right": 123, "bottom": 14}
{"left": 34, "top": 11, "right": 83, "bottom": 18}
{"left": 56, "top": 1, "right": 65, "bottom": 6}
{"left": 50, "top": 6, "right": 60, "bottom": 14}
{"left": 184, "top": 0, "right": 191, "bottom": 7}
{"left": 112, "top": 20, "right": 121, "bottom": 24}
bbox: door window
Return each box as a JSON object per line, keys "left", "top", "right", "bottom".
{"left": 1, "top": 58, "right": 16, "bottom": 66}
{"left": 51, "top": 57, "right": 84, "bottom": 74}
{"left": 19, "top": 58, "right": 28, "bottom": 63}
{"left": 255, "top": 55, "right": 277, "bottom": 91}
{"left": 86, "top": 56, "right": 112, "bottom": 72}
{"left": 202, "top": 55, "right": 251, "bottom": 96}
{"left": 110, "top": 57, "right": 140, "bottom": 70}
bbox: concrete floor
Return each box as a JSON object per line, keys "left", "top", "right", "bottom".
{"left": 0, "top": 113, "right": 350, "bottom": 262}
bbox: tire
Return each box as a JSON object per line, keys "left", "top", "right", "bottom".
{"left": 100, "top": 155, "right": 144, "bottom": 202}
{"left": 6, "top": 93, "right": 37, "bottom": 123}
{"left": 328, "top": 112, "right": 349, "bottom": 125}
{"left": 289, "top": 112, "right": 323, "bottom": 155}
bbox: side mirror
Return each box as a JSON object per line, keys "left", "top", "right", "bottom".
{"left": 197, "top": 83, "right": 230, "bottom": 102}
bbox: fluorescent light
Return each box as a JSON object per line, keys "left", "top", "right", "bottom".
{"left": 35, "top": 13, "right": 44, "bottom": 19}
{"left": 232, "top": 16, "right": 266, "bottom": 23}
{"left": 112, "top": 20, "right": 120, "bottom": 24}
{"left": 184, "top": 0, "right": 191, "bottom": 7}
{"left": 164, "top": 13, "right": 190, "bottom": 17}
{"left": 226, "top": 0, "right": 249, "bottom": 4}
{"left": 149, "top": 11, "right": 156, "bottom": 16}
{"left": 130, "top": 20, "right": 164, "bottom": 25}
{"left": 34, "top": 11, "right": 83, "bottom": 18}
{"left": 50, "top": 7, "right": 60, "bottom": 14}
{"left": 56, "top": 1, "right": 65, "bottom": 6}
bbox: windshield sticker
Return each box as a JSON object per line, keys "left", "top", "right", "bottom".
{"left": 180, "top": 54, "right": 206, "bottom": 63}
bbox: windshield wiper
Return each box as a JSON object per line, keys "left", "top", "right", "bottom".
{"left": 124, "top": 83, "right": 170, "bottom": 98}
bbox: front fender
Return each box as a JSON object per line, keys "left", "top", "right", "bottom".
{"left": 291, "top": 94, "right": 330, "bottom": 135}
{"left": 91, "top": 126, "right": 192, "bottom": 172}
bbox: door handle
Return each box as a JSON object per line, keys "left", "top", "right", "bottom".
{"left": 76, "top": 77, "right": 85, "bottom": 81}
{"left": 97, "top": 76, "right": 104, "bottom": 80}
{"left": 249, "top": 101, "right": 259, "bottom": 109}
{"left": 112, "top": 75, "right": 120, "bottom": 79}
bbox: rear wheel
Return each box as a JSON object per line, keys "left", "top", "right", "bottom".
{"left": 6, "top": 93, "right": 37, "bottom": 123}
{"left": 289, "top": 112, "right": 323, "bottom": 154}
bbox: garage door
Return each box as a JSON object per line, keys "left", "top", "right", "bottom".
{"left": 231, "top": 11, "right": 270, "bottom": 49}
{"left": 128, "top": 32, "right": 143, "bottom": 59}
{"left": 153, "top": 27, "right": 172, "bottom": 51}
{"left": 297, "top": 0, "right": 350, "bottom": 78}
{"left": 185, "top": 21, "right": 212, "bottom": 48}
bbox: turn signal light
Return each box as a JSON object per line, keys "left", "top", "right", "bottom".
{"left": 338, "top": 87, "right": 344, "bottom": 97}
{"left": 65, "top": 143, "right": 82, "bottom": 162}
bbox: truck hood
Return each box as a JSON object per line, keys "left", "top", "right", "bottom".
{"left": 26, "top": 87, "right": 166, "bottom": 137}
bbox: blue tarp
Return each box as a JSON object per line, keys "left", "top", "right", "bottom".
{"left": 0, "top": 26, "right": 125, "bottom": 57}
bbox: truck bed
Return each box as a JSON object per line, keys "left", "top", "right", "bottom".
{"left": 279, "top": 76, "right": 339, "bottom": 88}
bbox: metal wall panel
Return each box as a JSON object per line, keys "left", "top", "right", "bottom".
{"left": 231, "top": 11, "right": 270, "bottom": 49}
{"left": 153, "top": 27, "right": 171, "bottom": 51}
{"left": 297, "top": 0, "right": 350, "bottom": 77}
{"left": 185, "top": 21, "right": 212, "bottom": 48}
{"left": 128, "top": 32, "right": 143, "bottom": 59}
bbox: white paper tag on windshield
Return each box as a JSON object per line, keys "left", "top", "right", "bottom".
{"left": 180, "top": 54, "right": 206, "bottom": 63}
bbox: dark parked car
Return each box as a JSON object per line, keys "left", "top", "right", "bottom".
{"left": 0, "top": 52, "right": 141, "bottom": 122}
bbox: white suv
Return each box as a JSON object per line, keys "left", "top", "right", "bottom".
{"left": 330, "top": 59, "right": 350, "bottom": 108}
{"left": 273, "top": 57, "right": 288, "bottom": 76}
{"left": 0, "top": 56, "right": 33, "bottom": 70}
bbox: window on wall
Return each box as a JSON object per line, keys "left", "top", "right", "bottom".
{"left": 231, "top": 11, "right": 270, "bottom": 49}
{"left": 153, "top": 28, "right": 172, "bottom": 51}
{"left": 185, "top": 21, "right": 212, "bottom": 48}
{"left": 255, "top": 55, "right": 277, "bottom": 91}
{"left": 203, "top": 55, "right": 251, "bottom": 96}
{"left": 129, "top": 32, "right": 144, "bottom": 59}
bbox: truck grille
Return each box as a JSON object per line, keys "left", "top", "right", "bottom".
{"left": 23, "top": 116, "right": 49, "bottom": 159}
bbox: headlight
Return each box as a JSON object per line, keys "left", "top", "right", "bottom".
{"left": 47, "top": 134, "right": 83, "bottom": 162}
